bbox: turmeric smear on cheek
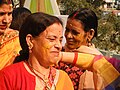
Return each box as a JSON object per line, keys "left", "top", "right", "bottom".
{"left": 74, "top": 33, "right": 84, "bottom": 42}
{"left": 43, "top": 43, "right": 51, "bottom": 49}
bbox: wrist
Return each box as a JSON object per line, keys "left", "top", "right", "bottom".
{"left": 60, "top": 52, "right": 63, "bottom": 61}
{"left": 72, "top": 52, "right": 78, "bottom": 66}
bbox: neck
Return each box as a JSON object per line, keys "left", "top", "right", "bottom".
{"left": 25, "top": 60, "right": 53, "bottom": 90}
{"left": 27, "top": 59, "right": 50, "bottom": 78}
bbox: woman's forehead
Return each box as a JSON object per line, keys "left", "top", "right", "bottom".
{"left": 39, "top": 23, "right": 63, "bottom": 37}
{"left": 67, "top": 19, "right": 84, "bottom": 30}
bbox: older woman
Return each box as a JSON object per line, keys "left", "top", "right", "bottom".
{"left": 0, "top": 12, "right": 74, "bottom": 90}
{"left": 57, "top": 8, "right": 120, "bottom": 90}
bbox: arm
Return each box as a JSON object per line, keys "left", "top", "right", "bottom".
{"left": 61, "top": 52, "right": 94, "bottom": 69}
{"left": 0, "top": 71, "right": 11, "bottom": 90}
{"left": 60, "top": 52, "right": 120, "bottom": 88}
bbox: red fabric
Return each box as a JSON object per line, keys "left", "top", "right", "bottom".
{"left": 72, "top": 52, "right": 78, "bottom": 66}
{"left": 0, "top": 62, "right": 35, "bottom": 90}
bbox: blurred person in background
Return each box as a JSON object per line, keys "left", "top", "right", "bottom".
{"left": 10, "top": 7, "right": 31, "bottom": 31}
{"left": 0, "top": 0, "right": 21, "bottom": 70}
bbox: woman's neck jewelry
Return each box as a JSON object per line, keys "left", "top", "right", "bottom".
{"left": 26, "top": 60, "right": 54, "bottom": 90}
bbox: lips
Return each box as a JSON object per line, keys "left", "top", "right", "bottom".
{"left": 0, "top": 25, "right": 7, "bottom": 30}
{"left": 66, "top": 40, "right": 74, "bottom": 45}
{"left": 51, "top": 51, "right": 59, "bottom": 57}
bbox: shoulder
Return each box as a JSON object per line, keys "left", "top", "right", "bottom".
{"left": 0, "top": 62, "right": 24, "bottom": 76}
{"left": 52, "top": 66, "right": 69, "bottom": 77}
{"left": 0, "top": 29, "right": 19, "bottom": 48}
{"left": 4, "top": 28, "right": 19, "bottom": 35}
{"left": 106, "top": 57, "right": 120, "bottom": 73}
{"left": 58, "top": 69, "right": 69, "bottom": 77}
{"left": 0, "top": 62, "right": 24, "bottom": 83}
{"left": 56, "top": 69, "right": 74, "bottom": 90}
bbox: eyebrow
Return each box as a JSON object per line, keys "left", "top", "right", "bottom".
{"left": 0, "top": 10, "right": 12, "bottom": 13}
{"left": 66, "top": 25, "right": 82, "bottom": 33}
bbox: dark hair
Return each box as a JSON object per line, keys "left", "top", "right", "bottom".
{"left": 14, "top": 12, "right": 63, "bottom": 63}
{"left": 68, "top": 8, "right": 98, "bottom": 37}
{"left": 0, "top": 0, "right": 13, "bottom": 6}
{"left": 10, "top": 7, "right": 31, "bottom": 31}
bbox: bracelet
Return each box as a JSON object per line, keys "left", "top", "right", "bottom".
{"left": 73, "top": 52, "right": 78, "bottom": 66}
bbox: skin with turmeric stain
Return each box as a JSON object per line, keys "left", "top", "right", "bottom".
{"left": 31, "top": 23, "right": 63, "bottom": 68}
{"left": 0, "top": 4, "right": 13, "bottom": 34}
{"left": 65, "top": 19, "right": 88, "bottom": 50}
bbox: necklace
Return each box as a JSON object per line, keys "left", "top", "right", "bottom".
{"left": 25, "top": 61, "right": 56, "bottom": 90}
{"left": 0, "top": 31, "right": 18, "bottom": 48}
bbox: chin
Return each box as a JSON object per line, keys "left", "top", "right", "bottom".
{"left": 68, "top": 46, "right": 76, "bottom": 49}
{"left": 51, "top": 58, "right": 58, "bottom": 64}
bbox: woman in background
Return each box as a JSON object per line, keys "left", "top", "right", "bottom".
{"left": 0, "top": 0, "right": 21, "bottom": 70}
{"left": 57, "top": 8, "right": 120, "bottom": 90}
{"left": 10, "top": 7, "right": 31, "bottom": 31}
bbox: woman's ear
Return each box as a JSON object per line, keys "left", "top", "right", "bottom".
{"left": 87, "top": 29, "right": 95, "bottom": 41}
{"left": 26, "top": 34, "right": 33, "bottom": 50}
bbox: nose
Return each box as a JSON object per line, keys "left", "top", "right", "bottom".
{"left": 3, "top": 14, "right": 10, "bottom": 24}
{"left": 54, "top": 40, "right": 62, "bottom": 50}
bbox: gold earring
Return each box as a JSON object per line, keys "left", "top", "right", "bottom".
{"left": 87, "top": 39, "right": 92, "bottom": 47}
{"left": 28, "top": 44, "right": 32, "bottom": 53}
{"left": 28, "top": 44, "right": 31, "bottom": 49}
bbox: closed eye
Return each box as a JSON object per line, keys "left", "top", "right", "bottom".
{"left": 72, "top": 30, "right": 79, "bottom": 35}
{"left": 48, "top": 38, "right": 56, "bottom": 42}
{"left": 0, "top": 12, "right": 5, "bottom": 16}
{"left": 59, "top": 37, "right": 63, "bottom": 43}
{"left": 8, "top": 12, "right": 12, "bottom": 16}
{"left": 65, "top": 27, "right": 70, "bottom": 33}
{"left": 65, "top": 27, "right": 80, "bottom": 35}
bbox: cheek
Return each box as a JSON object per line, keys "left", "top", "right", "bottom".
{"left": 9, "top": 15, "right": 12, "bottom": 22}
{"left": 40, "top": 42, "right": 54, "bottom": 56}
{"left": 41, "top": 43, "right": 57, "bottom": 63}
{"left": 73, "top": 34, "right": 86, "bottom": 47}
{"left": 42, "top": 42, "right": 53, "bottom": 50}
{"left": 0, "top": 18, "right": 2, "bottom": 23}
{"left": 35, "top": 41, "right": 49, "bottom": 55}
{"left": 37, "top": 43, "right": 50, "bottom": 60}
{"left": 73, "top": 33, "right": 85, "bottom": 42}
